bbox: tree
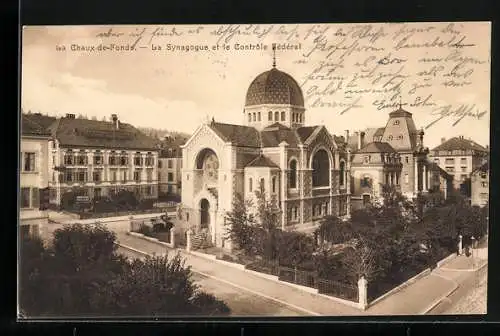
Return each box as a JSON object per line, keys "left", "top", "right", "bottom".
{"left": 315, "top": 215, "right": 352, "bottom": 245}
{"left": 254, "top": 189, "right": 281, "bottom": 260}
{"left": 341, "top": 240, "right": 379, "bottom": 282}
{"left": 277, "top": 231, "right": 316, "bottom": 269}
{"left": 109, "top": 189, "right": 139, "bottom": 210}
{"left": 223, "top": 193, "right": 257, "bottom": 255}
{"left": 91, "top": 253, "right": 230, "bottom": 316}
{"left": 20, "top": 225, "right": 230, "bottom": 317}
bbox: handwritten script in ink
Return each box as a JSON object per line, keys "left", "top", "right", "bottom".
{"left": 89, "top": 23, "right": 490, "bottom": 126}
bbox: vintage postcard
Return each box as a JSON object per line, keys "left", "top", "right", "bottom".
{"left": 19, "top": 22, "right": 489, "bottom": 318}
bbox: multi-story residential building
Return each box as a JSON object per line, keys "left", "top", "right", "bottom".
{"left": 158, "top": 134, "right": 185, "bottom": 200}
{"left": 430, "top": 136, "right": 489, "bottom": 191}
{"left": 349, "top": 138, "right": 403, "bottom": 210}
{"left": 46, "top": 113, "right": 159, "bottom": 205}
{"left": 20, "top": 114, "right": 52, "bottom": 238}
{"left": 426, "top": 161, "right": 453, "bottom": 200}
{"left": 347, "top": 107, "right": 433, "bottom": 200}
{"left": 471, "top": 160, "right": 489, "bottom": 207}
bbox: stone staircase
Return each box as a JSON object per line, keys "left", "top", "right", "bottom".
{"left": 191, "top": 230, "right": 213, "bottom": 250}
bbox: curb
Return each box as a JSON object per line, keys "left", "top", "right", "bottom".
{"left": 420, "top": 274, "right": 459, "bottom": 315}
{"left": 436, "top": 253, "right": 458, "bottom": 268}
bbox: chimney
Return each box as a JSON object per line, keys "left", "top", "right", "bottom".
{"left": 441, "top": 137, "right": 446, "bottom": 144}
{"left": 459, "top": 135, "right": 464, "bottom": 140}
{"left": 344, "top": 130, "right": 349, "bottom": 143}
{"left": 358, "top": 131, "right": 365, "bottom": 150}
{"left": 65, "top": 113, "right": 75, "bottom": 119}
{"left": 111, "top": 114, "right": 119, "bottom": 129}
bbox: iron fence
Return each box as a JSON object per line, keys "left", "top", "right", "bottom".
{"left": 317, "top": 278, "right": 358, "bottom": 302}
{"left": 245, "top": 259, "right": 280, "bottom": 276}
{"left": 278, "top": 266, "right": 317, "bottom": 288}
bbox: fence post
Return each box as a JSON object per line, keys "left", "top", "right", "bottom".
{"left": 186, "top": 229, "right": 192, "bottom": 252}
{"left": 358, "top": 276, "right": 368, "bottom": 310}
{"left": 170, "top": 228, "right": 175, "bottom": 248}
{"left": 458, "top": 235, "right": 463, "bottom": 255}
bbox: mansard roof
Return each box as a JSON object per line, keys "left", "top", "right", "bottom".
{"left": 49, "top": 116, "right": 158, "bottom": 150}
{"left": 355, "top": 141, "right": 397, "bottom": 154}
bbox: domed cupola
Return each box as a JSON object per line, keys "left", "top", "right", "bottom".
{"left": 245, "top": 68, "right": 305, "bottom": 108}
{"left": 244, "top": 52, "right": 306, "bottom": 131}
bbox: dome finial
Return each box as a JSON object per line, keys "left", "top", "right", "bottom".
{"left": 272, "top": 43, "right": 276, "bottom": 68}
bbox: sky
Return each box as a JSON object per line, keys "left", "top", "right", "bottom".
{"left": 21, "top": 22, "right": 491, "bottom": 149}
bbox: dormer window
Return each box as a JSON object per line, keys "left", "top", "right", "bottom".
{"left": 388, "top": 135, "right": 393, "bottom": 140}
{"left": 394, "top": 120, "right": 400, "bottom": 125}
{"left": 398, "top": 135, "right": 403, "bottom": 140}
{"left": 274, "top": 111, "right": 279, "bottom": 121}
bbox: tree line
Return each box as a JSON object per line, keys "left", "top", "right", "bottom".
{"left": 20, "top": 224, "right": 230, "bottom": 317}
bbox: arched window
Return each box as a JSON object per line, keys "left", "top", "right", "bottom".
{"left": 258, "top": 112, "right": 261, "bottom": 121}
{"left": 272, "top": 176, "right": 277, "bottom": 193}
{"left": 312, "top": 149, "right": 330, "bottom": 187}
{"left": 299, "top": 114, "right": 303, "bottom": 123}
{"left": 275, "top": 111, "right": 279, "bottom": 121}
{"left": 292, "top": 113, "right": 296, "bottom": 122}
{"left": 249, "top": 178, "right": 253, "bottom": 192}
{"left": 253, "top": 113, "right": 256, "bottom": 121}
{"left": 289, "top": 160, "right": 297, "bottom": 188}
{"left": 281, "top": 111, "right": 285, "bottom": 121}
{"left": 339, "top": 160, "right": 345, "bottom": 186}
{"left": 268, "top": 111, "right": 272, "bottom": 121}
{"left": 248, "top": 113, "right": 251, "bottom": 122}
{"left": 260, "top": 178, "right": 265, "bottom": 192}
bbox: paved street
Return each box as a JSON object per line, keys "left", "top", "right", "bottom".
{"left": 117, "top": 246, "right": 306, "bottom": 316}
{"left": 427, "top": 258, "right": 488, "bottom": 315}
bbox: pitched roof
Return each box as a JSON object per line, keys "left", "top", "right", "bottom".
{"left": 50, "top": 116, "right": 158, "bottom": 150}
{"left": 295, "top": 126, "right": 318, "bottom": 143}
{"left": 431, "top": 137, "right": 488, "bottom": 152}
{"left": 427, "top": 161, "right": 450, "bottom": 177}
{"left": 473, "top": 160, "right": 489, "bottom": 174}
{"left": 261, "top": 123, "right": 301, "bottom": 148}
{"left": 374, "top": 127, "right": 385, "bottom": 137}
{"left": 208, "top": 122, "right": 261, "bottom": 147}
{"left": 246, "top": 155, "right": 280, "bottom": 168}
{"left": 355, "top": 142, "right": 397, "bottom": 154}
{"left": 158, "top": 135, "right": 188, "bottom": 158}
{"left": 21, "top": 114, "right": 52, "bottom": 137}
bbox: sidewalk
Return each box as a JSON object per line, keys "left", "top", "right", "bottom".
{"left": 117, "top": 233, "right": 361, "bottom": 316}
{"left": 116, "top": 232, "right": 486, "bottom": 316}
